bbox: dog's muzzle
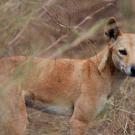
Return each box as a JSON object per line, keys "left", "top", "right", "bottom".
{"left": 120, "top": 64, "right": 135, "bottom": 77}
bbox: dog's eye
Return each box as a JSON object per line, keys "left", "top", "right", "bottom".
{"left": 119, "top": 49, "right": 127, "bottom": 55}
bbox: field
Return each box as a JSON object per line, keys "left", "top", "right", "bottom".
{"left": 0, "top": 0, "right": 135, "bottom": 135}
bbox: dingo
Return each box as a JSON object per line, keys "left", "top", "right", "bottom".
{"left": 1, "top": 17, "right": 135, "bottom": 135}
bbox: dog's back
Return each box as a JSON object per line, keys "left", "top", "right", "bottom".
{"left": 0, "top": 56, "right": 103, "bottom": 115}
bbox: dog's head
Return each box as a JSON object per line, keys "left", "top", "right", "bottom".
{"left": 105, "top": 17, "right": 135, "bottom": 77}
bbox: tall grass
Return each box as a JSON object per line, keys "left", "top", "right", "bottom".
{"left": 0, "top": 0, "right": 135, "bottom": 135}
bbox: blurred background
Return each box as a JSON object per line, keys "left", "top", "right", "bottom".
{"left": 0, "top": 0, "right": 135, "bottom": 134}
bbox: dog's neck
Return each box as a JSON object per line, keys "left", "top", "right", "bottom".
{"left": 91, "top": 46, "right": 127, "bottom": 96}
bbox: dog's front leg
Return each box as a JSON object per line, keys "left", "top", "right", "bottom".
{"left": 69, "top": 95, "right": 95, "bottom": 135}
{"left": 69, "top": 116, "right": 88, "bottom": 135}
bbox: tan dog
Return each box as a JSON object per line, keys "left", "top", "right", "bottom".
{"left": 1, "top": 17, "right": 135, "bottom": 135}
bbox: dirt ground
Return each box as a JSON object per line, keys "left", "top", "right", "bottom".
{"left": 26, "top": 107, "right": 69, "bottom": 135}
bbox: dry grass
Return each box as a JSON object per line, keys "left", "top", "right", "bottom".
{"left": 0, "top": 0, "right": 135, "bottom": 135}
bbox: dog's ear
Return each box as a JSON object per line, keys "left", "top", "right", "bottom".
{"left": 98, "top": 46, "right": 112, "bottom": 72}
{"left": 105, "top": 17, "right": 121, "bottom": 41}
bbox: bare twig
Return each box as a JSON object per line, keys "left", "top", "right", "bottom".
{"left": 7, "top": 21, "right": 29, "bottom": 47}
{"left": 123, "top": 118, "right": 128, "bottom": 135}
{"left": 110, "top": 102, "right": 135, "bottom": 115}
{"left": 74, "top": 2, "right": 113, "bottom": 29}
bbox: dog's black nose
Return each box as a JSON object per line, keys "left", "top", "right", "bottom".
{"left": 131, "top": 66, "right": 135, "bottom": 77}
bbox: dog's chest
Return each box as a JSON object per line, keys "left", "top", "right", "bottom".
{"left": 111, "top": 71, "right": 126, "bottom": 94}
{"left": 96, "top": 95, "right": 108, "bottom": 116}
{"left": 95, "top": 72, "right": 126, "bottom": 115}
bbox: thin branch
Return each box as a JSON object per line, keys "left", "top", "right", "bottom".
{"left": 110, "top": 102, "right": 135, "bottom": 115}
{"left": 74, "top": 2, "right": 114, "bottom": 29}
{"left": 123, "top": 118, "right": 128, "bottom": 135}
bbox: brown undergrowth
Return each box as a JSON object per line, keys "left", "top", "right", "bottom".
{"left": 0, "top": 0, "right": 135, "bottom": 135}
